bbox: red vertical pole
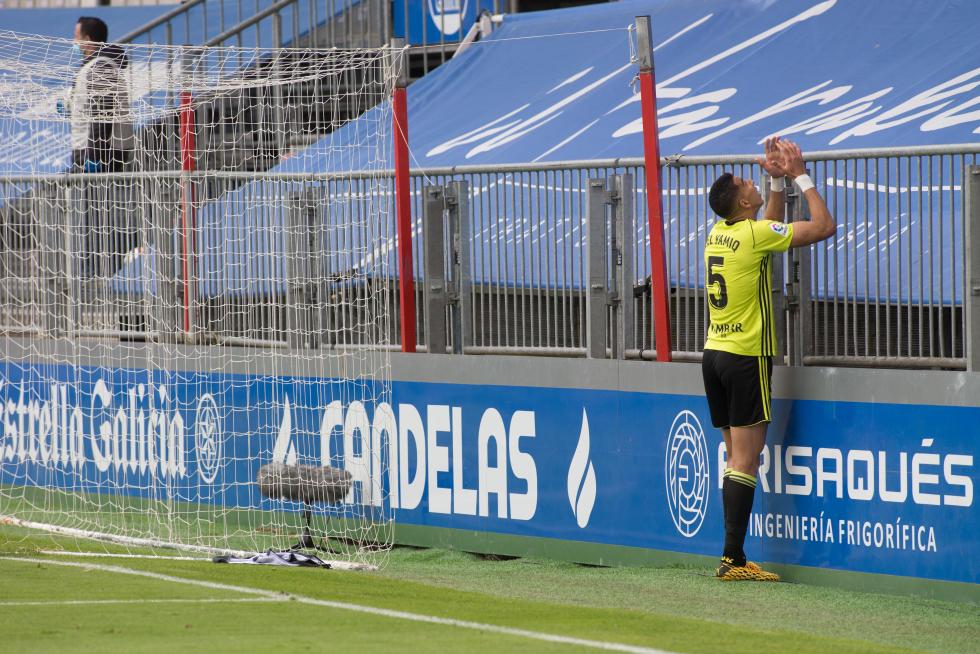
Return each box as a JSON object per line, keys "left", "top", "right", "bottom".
{"left": 392, "top": 41, "right": 416, "bottom": 353}
{"left": 636, "top": 16, "right": 672, "bottom": 362}
{"left": 178, "top": 90, "right": 196, "bottom": 335}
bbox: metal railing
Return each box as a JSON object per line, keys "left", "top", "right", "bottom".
{"left": 6, "top": 0, "right": 496, "bottom": 72}
{"left": 114, "top": 0, "right": 496, "bottom": 78}
{"left": 0, "top": 172, "right": 180, "bottom": 339}
{"left": 1, "top": 0, "right": 177, "bottom": 7}
{"left": 117, "top": 0, "right": 387, "bottom": 49}
{"left": 5, "top": 0, "right": 499, "bottom": 54}
{"left": 2, "top": 143, "right": 977, "bottom": 370}
{"left": 402, "top": 145, "right": 978, "bottom": 369}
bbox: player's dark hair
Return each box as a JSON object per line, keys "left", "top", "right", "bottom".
{"left": 708, "top": 172, "right": 739, "bottom": 219}
{"left": 77, "top": 16, "right": 109, "bottom": 43}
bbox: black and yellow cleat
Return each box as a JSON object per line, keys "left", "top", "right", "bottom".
{"left": 716, "top": 557, "right": 780, "bottom": 582}
{"left": 744, "top": 561, "right": 780, "bottom": 578}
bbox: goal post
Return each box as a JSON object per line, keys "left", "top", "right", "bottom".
{"left": 0, "top": 30, "right": 399, "bottom": 569}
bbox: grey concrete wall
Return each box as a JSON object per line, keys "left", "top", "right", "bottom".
{"left": 5, "top": 336, "right": 976, "bottom": 407}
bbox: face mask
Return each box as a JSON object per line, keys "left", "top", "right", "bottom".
{"left": 71, "top": 43, "right": 82, "bottom": 63}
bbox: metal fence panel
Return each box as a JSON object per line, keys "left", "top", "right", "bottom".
{"left": 1, "top": 143, "right": 975, "bottom": 369}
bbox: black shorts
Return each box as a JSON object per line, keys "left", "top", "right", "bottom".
{"left": 701, "top": 349, "right": 772, "bottom": 429}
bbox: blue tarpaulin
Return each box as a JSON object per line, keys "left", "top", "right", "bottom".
{"left": 297, "top": 0, "right": 980, "bottom": 169}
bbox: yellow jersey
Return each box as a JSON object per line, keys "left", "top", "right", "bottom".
{"left": 703, "top": 218, "right": 793, "bottom": 356}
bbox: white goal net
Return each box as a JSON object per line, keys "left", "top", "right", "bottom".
{"left": 0, "top": 30, "right": 399, "bottom": 569}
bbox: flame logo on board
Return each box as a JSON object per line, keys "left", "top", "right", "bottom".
{"left": 567, "top": 409, "right": 596, "bottom": 528}
{"left": 271, "top": 395, "right": 298, "bottom": 465}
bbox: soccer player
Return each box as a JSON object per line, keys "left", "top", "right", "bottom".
{"left": 703, "top": 138, "right": 835, "bottom": 581}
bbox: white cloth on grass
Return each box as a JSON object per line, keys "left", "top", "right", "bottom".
{"left": 212, "top": 550, "right": 331, "bottom": 568}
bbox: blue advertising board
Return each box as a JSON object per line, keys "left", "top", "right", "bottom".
{"left": 0, "top": 359, "right": 975, "bottom": 585}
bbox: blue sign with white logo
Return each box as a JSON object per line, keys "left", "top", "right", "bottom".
{"left": 665, "top": 410, "right": 710, "bottom": 538}
{"left": 0, "top": 360, "right": 975, "bottom": 585}
{"left": 393, "top": 0, "right": 498, "bottom": 46}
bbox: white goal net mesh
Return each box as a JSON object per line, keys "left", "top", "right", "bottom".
{"left": 0, "top": 30, "right": 399, "bottom": 568}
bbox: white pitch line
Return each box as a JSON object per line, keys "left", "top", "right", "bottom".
{"left": 40, "top": 550, "right": 209, "bottom": 561}
{"left": 0, "top": 598, "right": 286, "bottom": 607}
{"left": 1, "top": 557, "right": 679, "bottom": 654}
{"left": 0, "top": 556, "right": 287, "bottom": 599}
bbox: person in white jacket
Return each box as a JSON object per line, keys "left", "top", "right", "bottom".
{"left": 66, "top": 16, "right": 135, "bottom": 173}
{"left": 61, "top": 17, "right": 138, "bottom": 279}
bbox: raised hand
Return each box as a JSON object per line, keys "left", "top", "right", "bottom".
{"left": 777, "top": 139, "right": 806, "bottom": 178}
{"left": 757, "top": 136, "right": 788, "bottom": 178}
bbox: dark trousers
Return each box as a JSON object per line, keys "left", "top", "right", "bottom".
{"left": 71, "top": 149, "right": 139, "bottom": 279}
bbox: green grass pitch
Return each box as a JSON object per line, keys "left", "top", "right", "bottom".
{"left": 0, "top": 523, "right": 977, "bottom": 654}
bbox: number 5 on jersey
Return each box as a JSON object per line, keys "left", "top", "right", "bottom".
{"left": 707, "top": 256, "right": 728, "bottom": 309}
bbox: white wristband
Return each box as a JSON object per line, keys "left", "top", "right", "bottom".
{"left": 770, "top": 175, "right": 785, "bottom": 193}
{"left": 794, "top": 173, "right": 815, "bottom": 193}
